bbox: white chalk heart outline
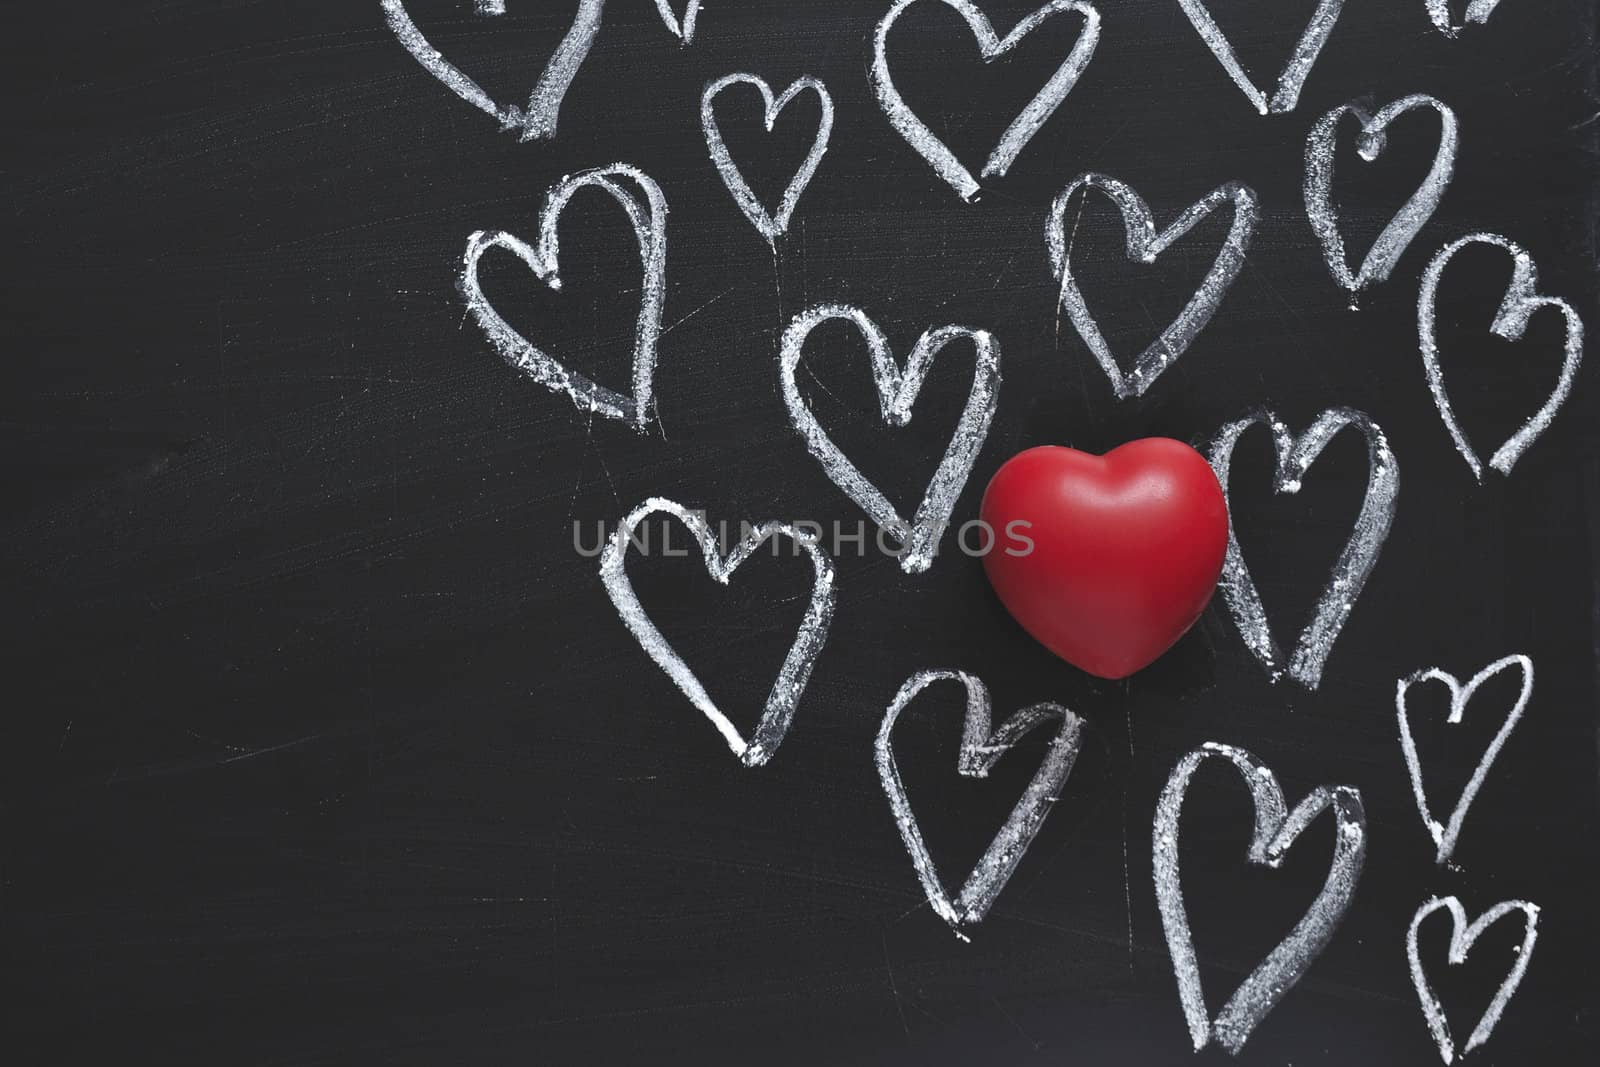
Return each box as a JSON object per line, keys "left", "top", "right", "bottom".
{"left": 1418, "top": 232, "right": 1585, "bottom": 480}
{"left": 1177, "top": 0, "right": 1345, "bottom": 115}
{"left": 1397, "top": 653, "right": 1531, "bottom": 866}
{"left": 382, "top": 0, "right": 607, "bottom": 140}
{"left": 1154, "top": 741, "right": 1367, "bottom": 1054}
{"left": 1304, "top": 93, "right": 1458, "bottom": 298}
{"left": 1209, "top": 407, "right": 1400, "bottom": 690}
{"left": 701, "top": 72, "right": 835, "bottom": 244}
{"left": 871, "top": 0, "right": 1102, "bottom": 201}
{"left": 460, "top": 163, "right": 668, "bottom": 432}
{"left": 598, "top": 497, "right": 836, "bottom": 768}
{"left": 779, "top": 304, "right": 1002, "bottom": 575}
{"left": 1046, "top": 173, "right": 1259, "bottom": 398}
{"left": 1408, "top": 896, "right": 1540, "bottom": 1064}
{"left": 1427, "top": 0, "right": 1503, "bottom": 39}
{"left": 876, "top": 670, "right": 1084, "bottom": 933}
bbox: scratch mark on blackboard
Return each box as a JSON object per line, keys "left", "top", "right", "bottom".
{"left": 890, "top": 898, "right": 931, "bottom": 925}
{"left": 566, "top": 428, "right": 591, "bottom": 524}
{"left": 566, "top": 405, "right": 623, "bottom": 515}
{"left": 881, "top": 930, "right": 911, "bottom": 1041}
{"left": 1123, "top": 691, "right": 1135, "bottom": 969}
{"left": 1121, "top": 819, "right": 1133, "bottom": 963}
{"left": 659, "top": 287, "right": 732, "bottom": 337}
{"left": 991, "top": 995, "right": 1039, "bottom": 1049}
{"left": 220, "top": 733, "right": 323, "bottom": 765}
{"left": 769, "top": 242, "right": 783, "bottom": 321}
{"left": 1581, "top": 453, "right": 1600, "bottom": 798}
{"left": 987, "top": 250, "right": 1019, "bottom": 293}
{"left": 1240, "top": 258, "right": 1340, "bottom": 371}
{"left": 587, "top": 434, "right": 621, "bottom": 509}
{"left": 798, "top": 360, "right": 847, "bottom": 409}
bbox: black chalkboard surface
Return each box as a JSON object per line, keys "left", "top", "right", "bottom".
{"left": 5, "top": 2, "right": 1599, "bottom": 1064}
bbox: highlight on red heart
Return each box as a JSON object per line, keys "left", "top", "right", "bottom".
{"left": 979, "top": 438, "right": 1229, "bottom": 679}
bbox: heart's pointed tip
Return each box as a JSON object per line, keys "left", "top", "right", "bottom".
{"left": 1080, "top": 663, "right": 1142, "bottom": 682}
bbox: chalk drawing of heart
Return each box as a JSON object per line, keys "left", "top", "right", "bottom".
{"left": 1305, "top": 93, "right": 1458, "bottom": 299}
{"left": 1209, "top": 408, "right": 1399, "bottom": 689}
{"left": 1397, "top": 653, "right": 1531, "bottom": 866}
{"left": 1408, "top": 896, "right": 1540, "bottom": 1064}
{"left": 1428, "top": 0, "right": 1503, "bottom": 39}
{"left": 1154, "top": 741, "right": 1367, "bottom": 1054}
{"left": 779, "top": 304, "right": 1001, "bottom": 575}
{"left": 382, "top": 0, "right": 607, "bottom": 140}
{"left": 459, "top": 164, "right": 667, "bottom": 432}
{"left": 701, "top": 73, "right": 835, "bottom": 244}
{"left": 653, "top": 0, "right": 702, "bottom": 43}
{"left": 1177, "top": 0, "right": 1345, "bottom": 115}
{"left": 871, "top": 0, "right": 1102, "bottom": 201}
{"left": 1418, "top": 232, "right": 1585, "bottom": 480}
{"left": 1046, "top": 174, "right": 1258, "bottom": 398}
{"left": 876, "top": 670, "right": 1084, "bottom": 934}
{"left": 598, "top": 497, "right": 836, "bottom": 768}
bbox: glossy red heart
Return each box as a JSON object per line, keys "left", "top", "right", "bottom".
{"left": 979, "top": 439, "right": 1228, "bottom": 679}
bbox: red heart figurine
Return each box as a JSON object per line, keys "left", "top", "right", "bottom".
{"left": 979, "top": 439, "right": 1228, "bottom": 679}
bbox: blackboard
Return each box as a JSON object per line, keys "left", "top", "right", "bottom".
{"left": 5, "top": 1, "right": 1598, "bottom": 1063}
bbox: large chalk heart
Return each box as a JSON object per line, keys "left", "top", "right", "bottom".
{"left": 871, "top": 0, "right": 1102, "bottom": 201}
{"left": 599, "top": 498, "right": 836, "bottom": 768}
{"left": 459, "top": 164, "right": 668, "bottom": 432}
{"left": 1418, "top": 233, "right": 1584, "bottom": 481}
{"left": 1154, "top": 742, "right": 1367, "bottom": 1054}
{"left": 979, "top": 439, "right": 1228, "bottom": 679}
